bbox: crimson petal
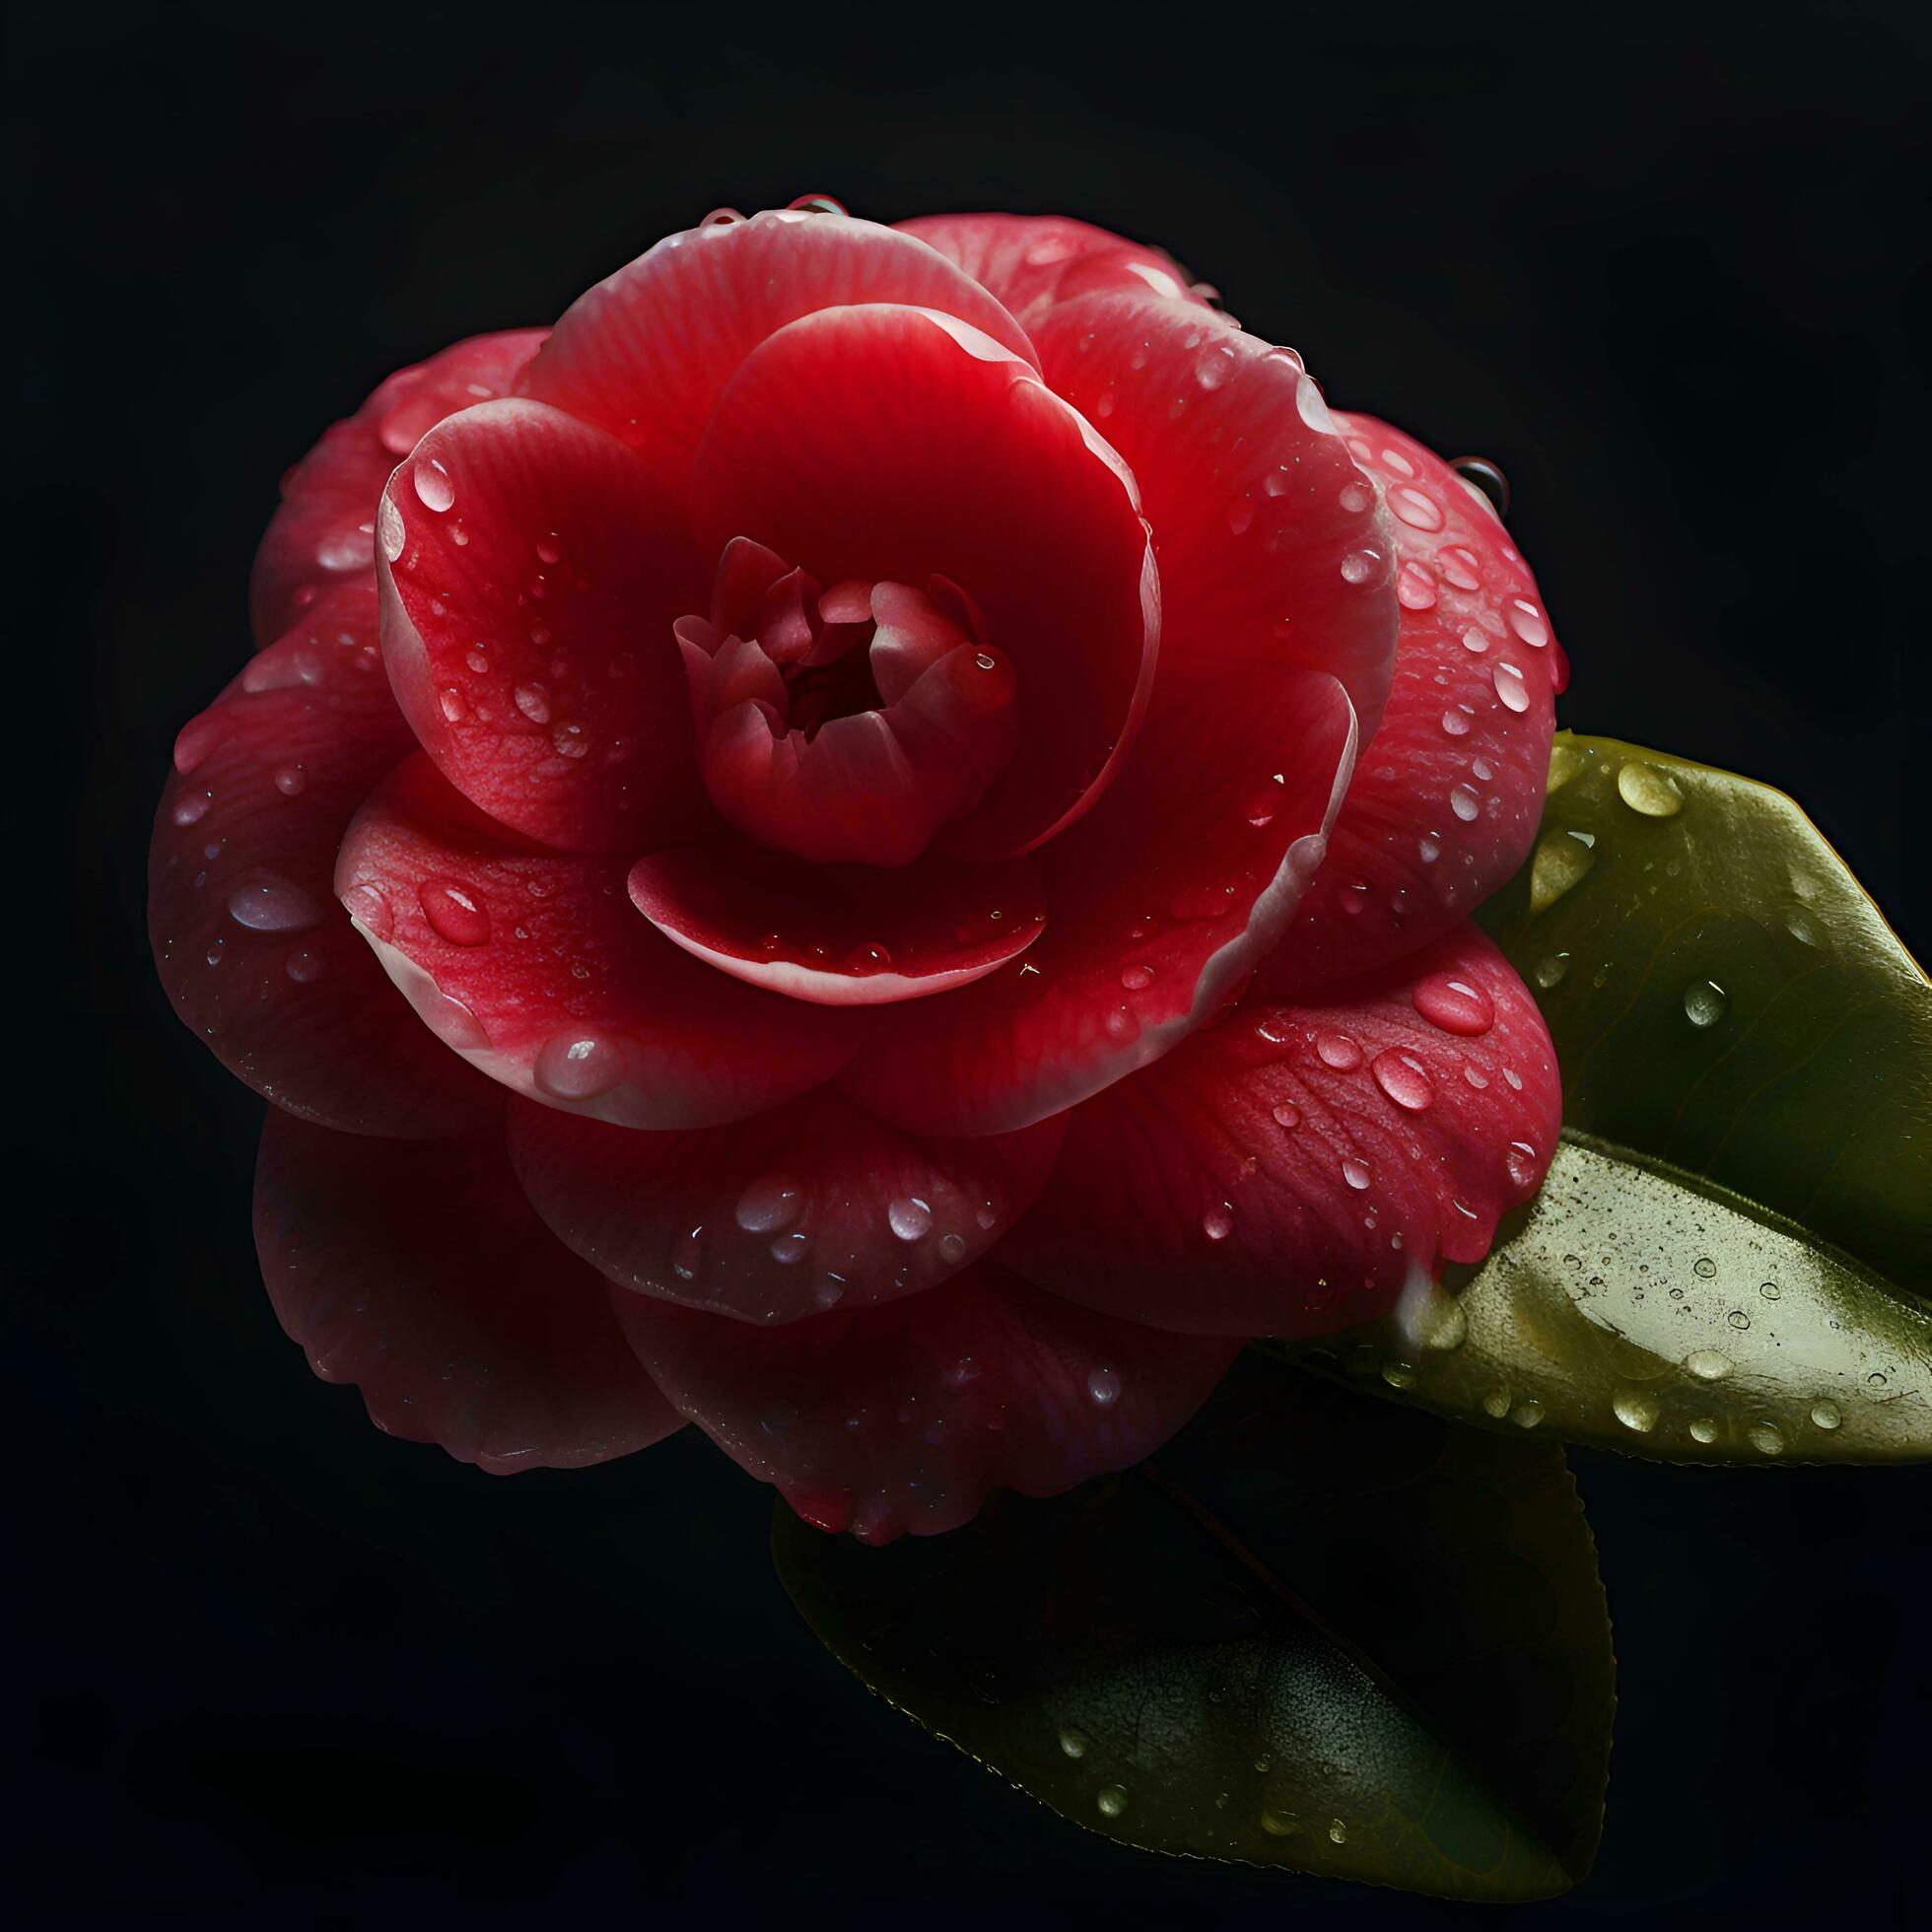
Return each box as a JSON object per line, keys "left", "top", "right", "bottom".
{"left": 609, "top": 1261, "right": 1238, "bottom": 1542}
{"left": 250, "top": 330, "right": 545, "bottom": 648}
{"left": 629, "top": 839, "right": 1044, "bottom": 1006}
{"left": 1000, "top": 925, "right": 1560, "bottom": 1337}
{"left": 690, "top": 303, "right": 1159, "bottom": 862}
{"left": 507, "top": 1089, "right": 1066, "bottom": 1325}
{"left": 1266, "top": 412, "right": 1568, "bottom": 989}
{"left": 521, "top": 209, "right": 1037, "bottom": 485}
{"left": 1030, "top": 294, "right": 1397, "bottom": 744}
{"left": 377, "top": 398, "right": 711, "bottom": 854}
{"left": 255, "top": 1109, "right": 680, "bottom": 1474}
{"left": 896, "top": 213, "right": 1211, "bottom": 327}
{"left": 335, "top": 754, "right": 866, "bottom": 1129}
{"left": 150, "top": 582, "right": 500, "bottom": 1137}
{"left": 840, "top": 665, "right": 1356, "bottom": 1136}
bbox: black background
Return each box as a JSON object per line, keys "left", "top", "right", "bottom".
{"left": 13, "top": 1, "right": 1927, "bottom": 1923}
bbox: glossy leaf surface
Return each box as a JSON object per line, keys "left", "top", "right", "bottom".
{"left": 775, "top": 1354, "right": 1613, "bottom": 1900}
{"left": 1299, "top": 733, "right": 1931, "bottom": 1464}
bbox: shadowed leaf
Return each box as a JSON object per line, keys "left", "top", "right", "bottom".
{"left": 775, "top": 1354, "right": 1613, "bottom": 1900}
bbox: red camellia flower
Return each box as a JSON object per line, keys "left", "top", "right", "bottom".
{"left": 151, "top": 200, "right": 1568, "bottom": 1541}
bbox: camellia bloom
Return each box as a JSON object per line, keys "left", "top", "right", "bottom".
{"left": 151, "top": 200, "right": 1567, "bottom": 1541}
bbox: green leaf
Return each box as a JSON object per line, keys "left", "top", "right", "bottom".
{"left": 1296, "top": 1130, "right": 1932, "bottom": 1462}
{"left": 774, "top": 1355, "right": 1614, "bottom": 1901}
{"left": 1292, "top": 733, "right": 1931, "bottom": 1465}
{"left": 1480, "top": 731, "right": 1930, "bottom": 1295}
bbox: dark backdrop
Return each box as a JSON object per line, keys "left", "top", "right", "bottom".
{"left": 13, "top": 2, "right": 1926, "bottom": 1924}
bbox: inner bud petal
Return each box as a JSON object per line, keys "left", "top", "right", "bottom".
{"left": 678, "top": 541, "right": 1020, "bottom": 867}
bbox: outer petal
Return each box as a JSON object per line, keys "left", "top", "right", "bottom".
{"left": 690, "top": 304, "right": 1159, "bottom": 861}
{"left": 250, "top": 329, "right": 546, "bottom": 648}
{"left": 628, "top": 839, "right": 1044, "bottom": 1005}
{"left": 254, "top": 1108, "right": 681, "bottom": 1473}
{"left": 507, "top": 1089, "right": 1067, "bottom": 1324}
{"left": 609, "top": 1260, "right": 1238, "bottom": 1542}
{"left": 377, "top": 398, "right": 711, "bottom": 854}
{"left": 1000, "top": 925, "right": 1560, "bottom": 1337}
{"left": 335, "top": 753, "right": 865, "bottom": 1129}
{"left": 840, "top": 666, "right": 1357, "bottom": 1136}
{"left": 521, "top": 209, "right": 1037, "bottom": 484}
{"left": 149, "top": 582, "right": 500, "bottom": 1137}
{"left": 895, "top": 213, "right": 1212, "bottom": 328}
{"left": 1268, "top": 412, "right": 1569, "bottom": 990}
{"left": 1030, "top": 293, "right": 1397, "bottom": 744}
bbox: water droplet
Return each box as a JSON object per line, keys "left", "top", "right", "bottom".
{"left": 1388, "top": 486, "right": 1443, "bottom": 531}
{"left": 1341, "top": 1157, "right": 1372, "bottom": 1191}
{"left": 1339, "top": 476, "right": 1374, "bottom": 514}
{"left": 551, "top": 722, "right": 590, "bottom": 760}
{"left": 1504, "top": 1139, "right": 1540, "bottom": 1190}
{"left": 1254, "top": 1011, "right": 1291, "bottom": 1044}
{"left": 1726, "top": 1309, "right": 1751, "bottom": 1332}
{"left": 412, "top": 459, "right": 454, "bottom": 513}
{"left": 787, "top": 193, "right": 847, "bottom": 215}
{"left": 1440, "top": 706, "right": 1474, "bottom": 737}
{"left": 285, "top": 947, "right": 326, "bottom": 984}
{"left": 533, "top": 1033, "right": 625, "bottom": 1100}
{"left": 1533, "top": 952, "right": 1570, "bottom": 989}
{"left": 439, "top": 687, "right": 467, "bottom": 724}
{"left": 1328, "top": 1818, "right": 1348, "bottom": 1845}
{"left": 938, "top": 1231, "right": 968, "bottom": 1266}
{"left": 887, "top": 1196, "right": 932, "bottom": 1242}
{"left": 1692, "top": 1256, "right": 1718, "bottom": 1279}
{"left": 1340, "top": 548, "right": 1377, "bottom": 585}
{"left": 1684, "top": 980, "right": 1728, "bottom": 1027}
{"left": 341, "top": 882, "right": 394, "bottom": 940}
{"left": 172, "top": 792, "right": 212, "bottom": 827}
{"left": 1493, "top": 662, "right": 1531, "bottom": 713}
{"left": 1449, "top": 784, "right": 1481, "bottom": 822}
{"left": 1529, "top": 830, "right": 1596, "bottom": 912}
{"left": 1417, "top": 835, "right": 1441, "bottom": 865}
{"left": 1684, "top": 1348, "right": 1733, "bottom": 1381}
{"left": 1438, "top": 545, "right": 1482, "bottom": 590}
{"left": 1096, "top": 1785, "right": 1128, "bottom": 1820}
{"left": 1271, "top": 1101, "right": 1301, "bottom": 1130}
{"left": 1459, "top": 626, "right": 1491, "bottom": 656}
{"left": 1451, "top": 455, "right": 1511, "bottom": 518}
{"left": 316, "top": 527, "right": 375, "bottom": 572}
{"left": 736, "top": 1177, "right": 803, "bottom": 1234}
{"left": 1759, "top": 1279, "right": 1782, "bottom": 1301}
{"left": 1316, "top": 1031, "right": 1362, "bottom": 1070}
{"left": 1616, "top": 760, "right": 1684, "bottom": 817}
{"left": 1510, "top": 1400, "right": 1546, "bottom": 1429}
{"left": 1396, "top": 562, "right": 1437, "bottom": 610}
{"left": 1749, "top": 1421, "right": 1785, "bottom": 1457}
{"left": 378, "top": 497, "right": 406, "bottom": 562}
{"left": 1810, "top": 1399, "right": 1842, "bottom": 1430}
{"left": 1087, "top": 1364, "right": 1121, "bottom": 1407}
{"left": 273, "top": 763, "right": 306, "bottom": 796}
{"left": 1481, "top": 1388, "right": 1512, "bottom": 1419}
{"left": 1381, "top": 1359, "right": 1419, "bottom": 1389}
{"left": 1506, "top": 598, "right": 1550, "bottom": 649}
{"left": 1225, "top": 497, "right": 1255, "bottom": 535}
{"left": 1059, "top": 1727, "right": 1090, "bottom": 1760}
{"left": 514, "top": 683, "right": 552, "bottom": 724}
{"left": 418, "top": 878, "right": 491, "bottom": 946}
{"left": 1120, "top": 964, "right": 1153, "bottom": 991}
{"left": 226, "top": 874, "right": 323, "bottom": 933}
{"left": 1689, "top": 1416, "right": 1720, "bottom": 1444}
{"left": 1260, "top": 1809, "right": 1300, "bottom": 1837}
{"left": 1371, "top": 1050, "right": 1434, "bottom": 1112}
{"left": 1613, "top": 1389, "right": 1661, "bottom": 1432}
{"left": 1464, "top": 1064, "right": 1490, "bottom": 1090}
{"left": 1294, "top": 376, "right": 1336, "bottom": 435}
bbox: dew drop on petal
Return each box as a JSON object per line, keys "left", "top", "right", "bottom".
{"left": 1388, "top": 486, "right": 1443, "bottom": 531}
{"left": 1087, "top": 1364, "right": 1122, "bottom": 1407}
{"left": 1617, "top": 760, "right": 1685, "bottom": 817}
{"left": 1449, "top": 784, "right": 1482, "bottom": 822}
{"left": 1507, "top": 599, "right": 1550, "bottom": 649}
{"left": 1315, "top": 1031, "right": 1362, "bottom": 1070}
{"left": 412, "top": 459, "right": 455, "bottom": 513}
{"left": 887, "top": 1196, "right": 932, "bottom": 1242}
{"left": 1371, "top": 1050, "right": 1434, "bottom": 1112}
{"left": 417, "top": 878, "right": 491, "bottom": 946}
{"left": 532, "top": 1033, "right": 625, "bottom": 1101}
{"left": 1396, "top": 562, "right": 1437, "bottom": 611}
{"left": 1493, "top": 662, "right": 1531, "bottom": 713}
{"left": 1202, "top": 1203, "right": 1235, "bottom": 1241}
{"left": 1413, "top": 973, "right": 1494, "bottom": 1036}
{"left": 1341, "top": 1157, "right": 1372, "bottom": 1191}
{"left": 1684, "top": 979, "right": 1729, "bottom": 1027}
{"left": 226, "top": 874, "right": 323, "bottom": 933}
{"left": 736, "top": 1177, "right": 803, "bottom": 1234}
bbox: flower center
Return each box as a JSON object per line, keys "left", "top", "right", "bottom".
{"left": 676, "top": 537, "right": 1018, "bottom": 866}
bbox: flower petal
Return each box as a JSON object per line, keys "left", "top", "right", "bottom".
{"left": 507, "top": 1088, "right": 1066, "bottom": 1325}
{"left": 1030, "top": 295, "right": 1397, "bottom": 743}
{"left": 254, "top": 1108, "right": 681, "bottom": 1474}
{"left": 1269, "top": 412, "right": 1569, "bottom": 990}
{"left": 840, "top": 665, "right": 1357, "bottom": 1135}
{"left": 149, "top": 583, "right": 501, "bottom": 1137}
{"left": 335, "top": 753, "right": 866, "bottom": 1129}
{"left": 377, "top": 398, "right": 712, "bottom": 854}
{"left": 628, "top": 839, "right": 1044, "bottom": 1006}
{"left": 690, "top": 303, "right": 1159, "bottom": 861}
{"left": 608, "top": 1260, "right": 1238, "bottom": 1542}
{"left": 250, "top": 330, "right": 545, "bottom": 648}
{"left": 1000, "top": 925, "right": 1560, "bottom": 1337}
{"left": 896, "top": 213, "right": 1210, "bottom": 327}
{"left": 521, "top": 209, "right": 1037, "bottom": 483}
